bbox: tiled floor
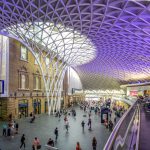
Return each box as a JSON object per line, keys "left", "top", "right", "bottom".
{"left": 0, "top": 107, "right": 112, "bottom": 150}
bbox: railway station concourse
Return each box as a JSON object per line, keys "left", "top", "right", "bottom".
{"left": 0, "top": 0, "right": 150, "bottom": 150}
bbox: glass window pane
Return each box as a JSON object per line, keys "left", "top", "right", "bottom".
{"left": 21, "top": 46, "right": 28, "bottom": 60}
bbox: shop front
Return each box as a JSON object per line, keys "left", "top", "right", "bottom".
{"left": 33, "top": 99, "right": 41, "bottom": 114}
{"left": 18, "top": 99, "right": 28, "bottom": 118}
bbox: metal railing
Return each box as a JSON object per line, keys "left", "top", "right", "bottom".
{"left": 103, "top": 101, "right": 140, "bottom": 150}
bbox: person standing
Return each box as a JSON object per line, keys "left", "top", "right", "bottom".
{"left": 81, "top": 121, "right": 85, "bottom": 131}
{"left": 7, "top": 126, "right": 11, "bottom": 137}
{"left": 84, "top": 106, "right": 86, "bottom": 112}
{"left": 92, "top": 137, "right": 97, "bottom": 150}
{"left": 2, "top": 123, "right": 7, "bottom": 136}
{"left": 76, "top": 142, "right": 81, "bottom": 150}
{"left": 95, "top": 108, "right": 97, "bottom": 115}
{"left": 114, "top": 116, "right": 117, "bottom": 124}
{"left": 20, "top": 134, "right": 25, "bottom": 150}
{"left": 15, "top": 122, "right": 19, "bottom": 134}
{"left": 88, "top": 118, "right": 92, "bottom": 130}
{"left": 54, "top": 127, "right": 58, "bottom": 142}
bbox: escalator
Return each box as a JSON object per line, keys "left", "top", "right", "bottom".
{"left": 103, "top": 102, "right": 140, "bottom": 150}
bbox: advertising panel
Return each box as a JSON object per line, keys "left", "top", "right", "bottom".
{"left": 0, "top": 80, "right": 4, "bottom": 94}
{"left": 130, "top": 91, "right": 138, "bottom": 96}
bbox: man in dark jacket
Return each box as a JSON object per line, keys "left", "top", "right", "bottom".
{"left": 54, "top": 127, "right": 58, "bottom": 142}
{"left": 20, "top": 134, "right": 25, "bottom": 149}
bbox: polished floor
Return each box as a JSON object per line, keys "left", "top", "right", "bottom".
{"left": 0, "top": 107, "right": 113, "bottom": 150}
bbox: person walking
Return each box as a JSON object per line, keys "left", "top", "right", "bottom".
{"left": 74, "top": 110, "right": 76, "bottom": 118}
{"left": 108, "top": 120, "right": 113, "bottom": 131}
{"left": 20, "top": 134, "right": 25, "bottom": 150}
{"left": 89, "top": 112, "right": 91, "bottom": 118}
{"left": 88, "top": 118, "right": 92, "bottom": 130}
{"left": 76, "top": 142, "right": 81, "bottom": 150}
{"left": 64, "top": 116, "right": 67, "bottom": 123}
{"left": 54, "top": 127, "right": 58, "bottom": 142}
{"left": 58, "top": 112, "right": 61, "bottom": 121}
{"left": 81, "top": 121, "right": 85, "bottom": 131}
{"left": 65, "top": 121, "right": 69, "bottom": 133}
{"left": 92, "top": 137, "right": 97, "bottom": 150}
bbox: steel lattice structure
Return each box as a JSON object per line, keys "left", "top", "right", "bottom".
{"left": 0, "top": 0, "right": 150, "bottom": 112}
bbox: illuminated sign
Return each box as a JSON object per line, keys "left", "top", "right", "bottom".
{"left": 130, "top": 91, "right": 138, "bottom": 96}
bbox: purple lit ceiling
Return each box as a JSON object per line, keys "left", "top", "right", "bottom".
{"left": 0, "top": 0, "right": 150, "bottom": 89}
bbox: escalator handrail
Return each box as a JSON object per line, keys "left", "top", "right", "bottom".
{"left": 103, "top": 101, "right": 137, "bottom": 150}
{"left": 135, "top": 104, "right": 140, "bottom": 150}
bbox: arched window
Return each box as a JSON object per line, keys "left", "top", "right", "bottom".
{"left": 21, "top": 45, "right": 28, "bottom": 61}
{"left": 19, "top": 66, "right": 29, "bottom": 89}
{"left": 33, "top": 70, "right": 41, "bottom": 90}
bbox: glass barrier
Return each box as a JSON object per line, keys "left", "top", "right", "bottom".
{"left": 104, "top": 102, "right": 140, "bottom": 150}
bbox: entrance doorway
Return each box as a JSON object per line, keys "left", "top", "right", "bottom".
{"left": 33, "top": 99, "right": 41, "bottom": 114}
{"left": 18, "top": 100, "right": 28, "bottom": 118}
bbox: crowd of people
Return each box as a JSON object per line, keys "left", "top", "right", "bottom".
{"left": 1, "top": 99, "right": 127, "bottom": 150}
{"left": 2, "top": 118, "right": 19, "bottom": 138}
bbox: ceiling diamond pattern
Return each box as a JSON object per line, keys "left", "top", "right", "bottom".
{"left": 0, "top": 0, "right": 150, "bottom": 89}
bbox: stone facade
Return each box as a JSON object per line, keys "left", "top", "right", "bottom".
{"left": 0, "top": 38, "right": 67, "bottom": 120}
{"left": 0, "top": 37, "right": 84, "bottom": 120}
